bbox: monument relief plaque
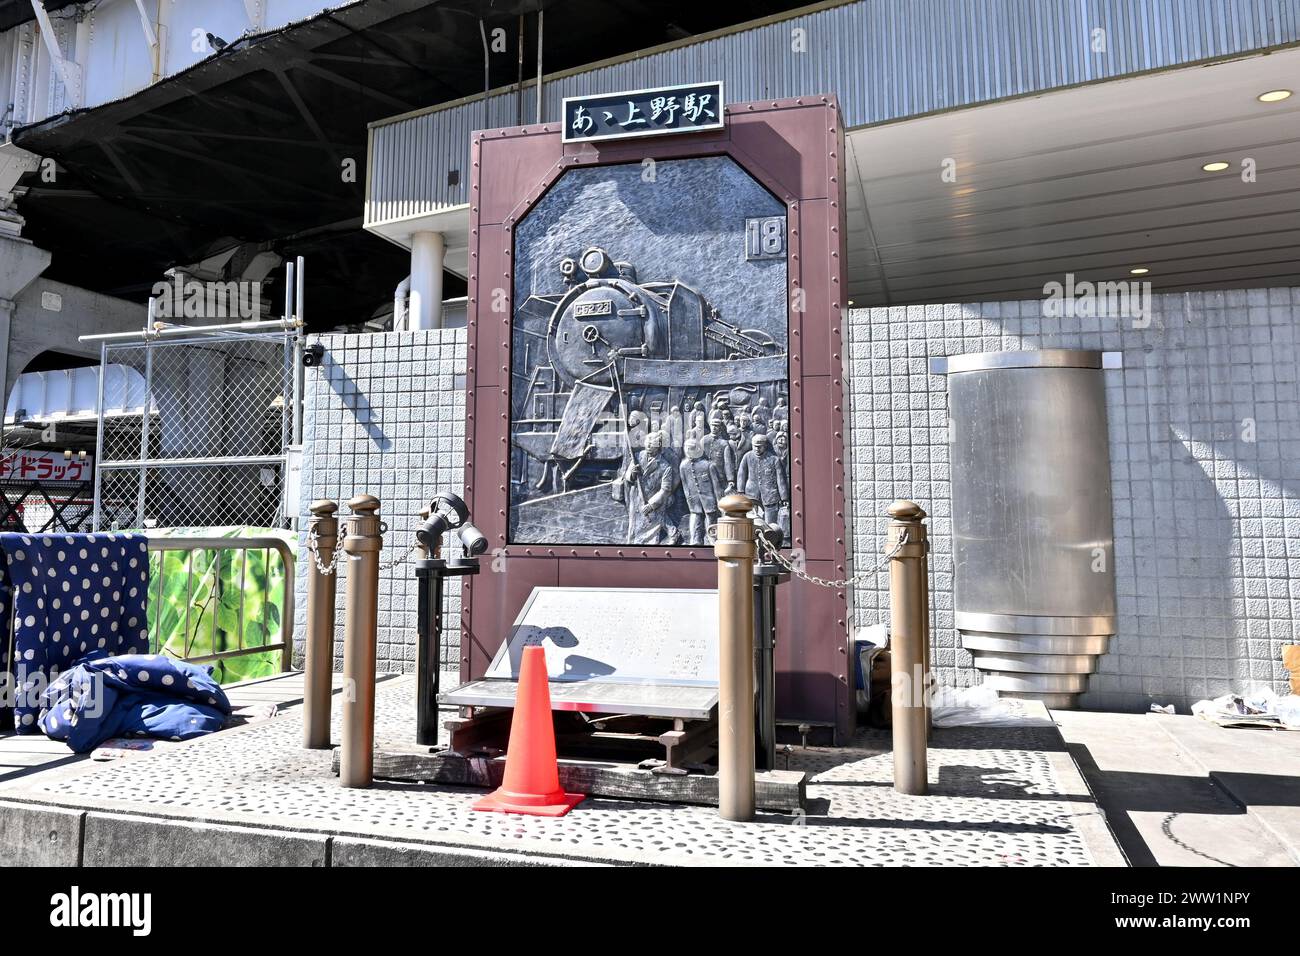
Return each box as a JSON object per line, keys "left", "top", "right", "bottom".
{"left": 463, "top": 95, "right": 852, "bottom": 739}
{"left": 508, "top": 156, "right": 791, "bottom": 546}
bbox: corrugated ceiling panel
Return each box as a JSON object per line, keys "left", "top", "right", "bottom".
{"left": 365, "top": 0, "right": 1300, "bottom": 225}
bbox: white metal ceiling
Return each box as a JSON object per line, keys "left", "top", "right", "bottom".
{"left": 845, "top": 47, "right": 1300, "bottom": 305}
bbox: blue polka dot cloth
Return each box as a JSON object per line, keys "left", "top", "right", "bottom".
{"left": 0, "top": 532, "right": 151, "bottom": 733}
{"left": 38, "top": 650, "right": 231, "bottom": 753}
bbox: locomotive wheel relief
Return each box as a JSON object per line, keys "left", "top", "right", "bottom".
{"left": 509, "top": 156, "right": 791, "bottom": 546}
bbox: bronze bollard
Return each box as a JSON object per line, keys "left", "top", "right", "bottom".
{"left": 303, "top": 499, "right": 339, "bottom": 749}
{"left": 888, "top": 500, "right": 929, "bottom": 795}
{"left": 340, "top": 493, "right": 382, "bottom": 788}
{"left": 714, "top": 493, "right": 757, "bottom": 821}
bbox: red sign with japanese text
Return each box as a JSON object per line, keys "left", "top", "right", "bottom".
{"left": 0, "top": 449, "right": 93, "bottom": 483}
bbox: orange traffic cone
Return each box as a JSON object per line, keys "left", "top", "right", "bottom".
{"left": 472, "top": 644, "right": 585, "bottom": 816}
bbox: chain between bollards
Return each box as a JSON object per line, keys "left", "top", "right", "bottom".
{"left": 887, "top": 500, "right": 930, "bottom": 795}
{"left": 340, "top": 493, "right": 383, "bottom": 788}
{"left": 714, "top": 492, "right": 757, "bottom": 822}
{"left": 754, "top": 526, "right": 907, "bottom": 588}
{"left": 306, "top": 526, "right": 345, "bottom": 575}
{"left": 303, "top": 499, "right": 338, "bottom": 750}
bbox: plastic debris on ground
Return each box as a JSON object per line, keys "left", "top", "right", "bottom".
{"left": 930, "top": 684, "right": 1054, "bottom": 728}
{"left": 229, "top": 702, "right": 279, "bottom": 724}
{"left": 1191, "top": 685, "right": 1300, "bottom": 730}
{"left": 1149, "top": 703, "right": 1175, "bottom": 715}
{"left": 90, "top": 739, "right": 157, "bottom": 761}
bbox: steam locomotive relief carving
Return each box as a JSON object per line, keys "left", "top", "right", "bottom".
{"left": 509, "top": 245, "right": 791, "bottom": 546}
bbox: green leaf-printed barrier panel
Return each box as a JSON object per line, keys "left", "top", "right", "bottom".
{"left": 145, "top": 527, "right": 293, "bottom": 685}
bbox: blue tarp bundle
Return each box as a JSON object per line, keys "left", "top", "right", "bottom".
{"left": 0, "top": 531, "right": 232, "bottom": 751}
{"left": 38, "top": 651, "right": 231, "bottom": 753}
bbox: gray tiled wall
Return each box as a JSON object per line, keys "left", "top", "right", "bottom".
{"left": 297, "top": 287, "right": 1298, "bottom": 712}
{"left": 846, "top": 287, "right": 1300, "bottom": 711}
{"left": 293, "top": 329, "right": 467, "bottom": 675}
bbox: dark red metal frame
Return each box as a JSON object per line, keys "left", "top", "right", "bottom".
{"left": 462, "top": 96, "right": 854, "bottom": 741}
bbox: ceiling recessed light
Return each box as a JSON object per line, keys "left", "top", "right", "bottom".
{"left": 1130, "top": 267, "right": 1150, "bottom": 275}
{"left": 1201, "top": 161, "right": 1230, "bottom": 172}
{"left": 1257, "top": 89, "right": 1293, "bottom": 103}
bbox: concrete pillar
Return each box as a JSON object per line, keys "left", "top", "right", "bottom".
{"left": 408, "top": 231, "right": 445, "bottom": 331}
{"left": 0, "top": 298, "right": 14, "bottom": 420}
{"left": 0, "top": 235, "right": 51, "bottom": 413}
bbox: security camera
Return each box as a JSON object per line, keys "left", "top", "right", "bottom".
{"left": 302, "top": 343, "right": 325, "bottom": 367}
{"left": 416, "top": 492, "right": 472, "bottom": 550}
{"left": 457, "top": 522, "right": 489, "bottom": 557}
{"left": 417, "top": 492, "right": 488, "bottom": 560}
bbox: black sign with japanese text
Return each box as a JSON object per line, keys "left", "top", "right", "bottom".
{"left": 562, "top": 82, "right": 725, "bottom": 143}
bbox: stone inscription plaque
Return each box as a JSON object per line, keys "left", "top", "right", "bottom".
{"left": 484, "top": 586, "right": 718, "bottom": 685}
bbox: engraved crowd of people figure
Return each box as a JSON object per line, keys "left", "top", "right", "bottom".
{"left": 620, "top": 391, "right": 791, "bottom": 546}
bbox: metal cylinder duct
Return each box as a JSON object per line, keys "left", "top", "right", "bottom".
{"left": 934, "top": 350, "right": 1118, "bottom": 709}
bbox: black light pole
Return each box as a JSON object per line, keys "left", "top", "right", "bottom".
{"left": 413, "top": 493, "right": 487, "bottom": 748}
{"left": 753, "top": 524, "right": 787, "bottom": 771}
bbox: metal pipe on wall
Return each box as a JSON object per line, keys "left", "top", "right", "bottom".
{"left": 393, "top": 275, "right": 411, "bottom": 331}
{"left": 295, "top": 255, "right": 305, "bottom": 325}
{"left": 478, "top": 19, "right": 490, "bottom": 134}
{"left": 516, "top": 12, "right": 525, "bottom": 127}
{"left": 135, "top": 341, "right": 153, "bottom": 528}
{"left": 90, "top": 342, "right": 107, "bottom": 531}
{"left": 283, "top": 260, "right": 294, "bottom": 326}
{"left": 340, "top": 493, "right": 382, "bottom": 787}
{"left": 535, "top": 6, "right": 544, "bottom": 123}
{"left": 292, "top": 256, "right": 306, "bottom": 446}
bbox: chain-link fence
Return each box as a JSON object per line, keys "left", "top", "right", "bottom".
{"left": 93, "top": 329, "right": 297, "bottom": 531}
{"left": 0, "top": 479, "right": 96, "bottom": 532}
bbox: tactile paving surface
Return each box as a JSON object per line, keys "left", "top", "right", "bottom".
{"left": 7, "top": 678, "right": 1099, "bottom": 866}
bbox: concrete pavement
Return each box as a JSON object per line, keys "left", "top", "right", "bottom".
{"left": 1054, "top": 710, "right": 1299, "bottom": 867}
{"left": 0, "top": 676, "right": 1123, "bottom": 867}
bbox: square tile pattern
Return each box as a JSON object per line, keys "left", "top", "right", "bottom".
{"left": 294, "top": 330, "right": 467, "bottom": 675}
{"left": 845, "top": 287, "right": 1300, "bottom": 710}
{"left": 297, "top": 288, "right": 1300, "bottom": 710}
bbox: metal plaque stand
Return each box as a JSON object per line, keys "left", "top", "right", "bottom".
{"left": 365, "top": 581, "right": 807, "bottom": 810}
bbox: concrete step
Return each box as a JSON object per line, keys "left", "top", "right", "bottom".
{"left": 1053, "top": 709, "right": 1296, "bottom": 867}
{"left": 1153, "top": 713, "right": 1300, "bottom": 865}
